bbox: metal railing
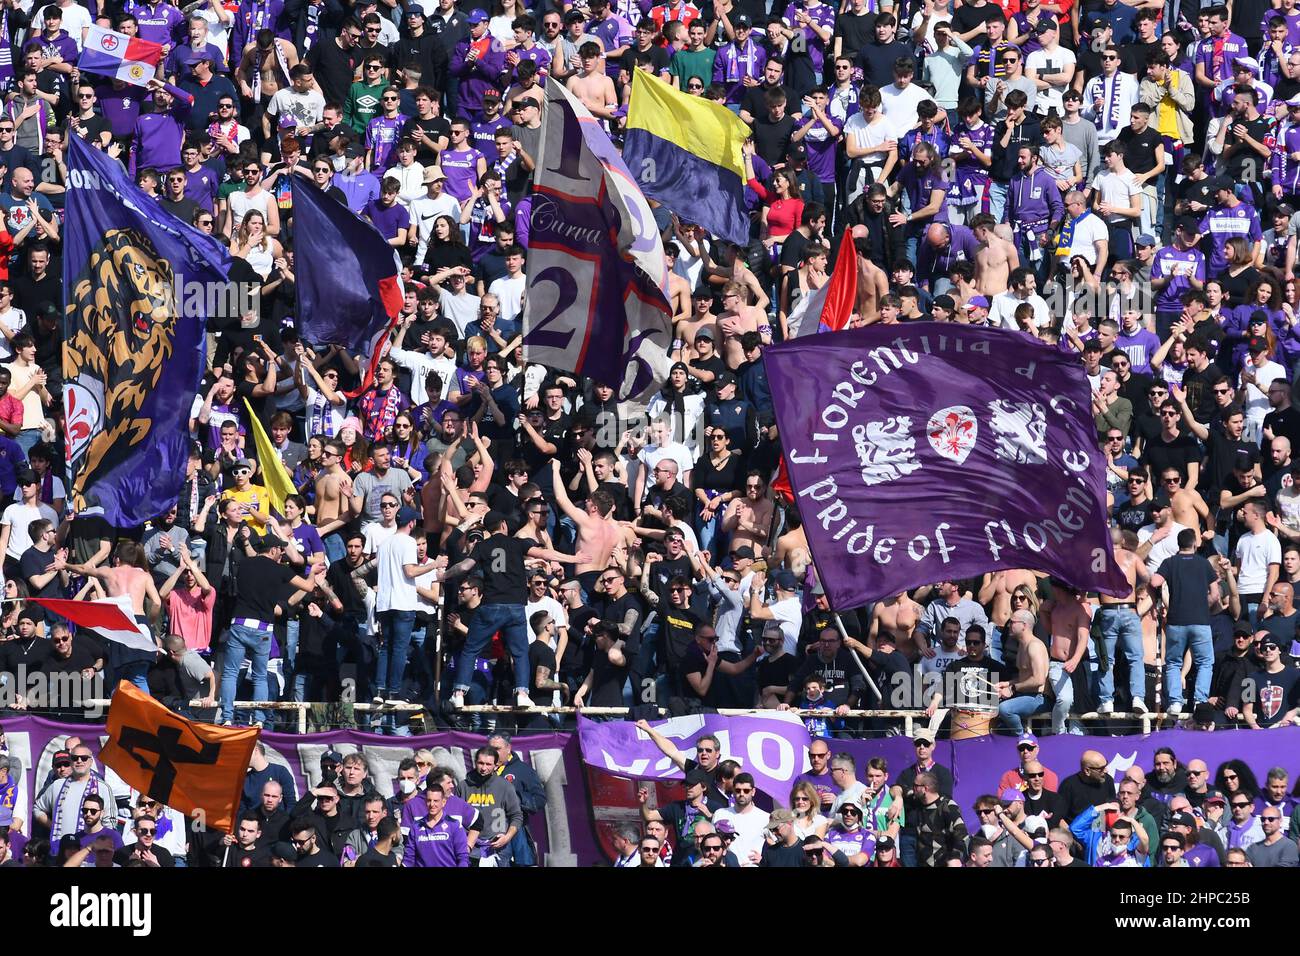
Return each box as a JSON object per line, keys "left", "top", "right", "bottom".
{"left": 74, "top": 700, "right": 1171, "bottom": 735}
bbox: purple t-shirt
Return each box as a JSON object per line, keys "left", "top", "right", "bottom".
{"left": 124, "top": 0, "right": 186, "bottom": 46}
{"left": 781, "top": 1, "right": 835, "bottom": 72}
{"left": 95, "top": 83, "right": 150, "bottom": 138}
{"left": 363, "top": 198, "right": 411, "bottom": 241}
{"left": 471, "top": 115, "right": 512, "bottom": 155}
{"left": 440, "top": 146, "right": 485, "bottom": 203}
{"left": 587, "top": 13, "right": 634, "bottom": 77}
{"left": 366, "top": 114, "right": 408, "bottom": 171}
{"left": 1115, "top": 326, "right": 1162, "bottom": 375}
{"left": 799, "top": 116, "right": 838, "bottom": 183}
{"left": 185, "top": 167, "right": 219, "bottom": 213}
{"left": 1199, "top": 202, "right": 1263, "bottom": 274}
{"left": 824, "top": 825, "right": 872, "bottom": 859}
{"left": 949, "top": 121, "right": 994, "bottom": 204}
{"left": 900, "top": 163, "right": 947, "bottom": 225}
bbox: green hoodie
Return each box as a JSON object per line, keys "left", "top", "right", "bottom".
{"left": 344, "top": 80, "right": 387, "bottom": 135}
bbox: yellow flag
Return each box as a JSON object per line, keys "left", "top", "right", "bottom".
{"left": 242, "top": 398, "right": 296, "bottom": 514}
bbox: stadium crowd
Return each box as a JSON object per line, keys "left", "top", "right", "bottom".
{"left": 0, "top": 0, "right": 1297, "bottom": 867}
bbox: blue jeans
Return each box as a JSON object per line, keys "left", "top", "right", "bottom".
{"left": 988, "top": 181, "right": 1008, "bottom": 224}
{"left": 696, "top": 502, "right": 724, "bottom": 556}
{"left": 15, "top": 429, "right": 40, "bottom": 455}
{"left": 1095, "top": 606, "right": 1144, "bottom": 705}
{"left": 998, "top": 692, "right": 1045, "bottom": 734}
{"left": 377, "top": 609, "right": 416, "bottom": 695}
{"left": 221, "top": 624, "right": 271, "bottom": 724}
{"left": 454, "top": 603, "right": 529, "bottom": 694}
{"left": 1164, "top": 624, "right": 1214, "bottom": 706}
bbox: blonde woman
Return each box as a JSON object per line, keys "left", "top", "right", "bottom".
{"left": 789, "top": 780, "right": 829, "bottom": 838}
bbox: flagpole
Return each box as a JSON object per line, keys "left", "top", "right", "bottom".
{"left": 833, "top": 612, "right": 884, "bottom": 705}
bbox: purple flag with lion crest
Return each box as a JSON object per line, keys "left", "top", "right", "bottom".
{"left": 764, "top": 324, "right": 1129, "bottom": 611}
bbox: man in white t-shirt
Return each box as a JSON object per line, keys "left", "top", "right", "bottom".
{"left": 375, "top": 507, "right": 446, "bottom": 722}
{"left": 711, "top": 772, "right": 770, "bottom": 866}
{"left": 1061, "top": 191, "right": 1110, "bottom": 281}
{"left": 1136, "top": 494, "right": 1187, "bottom": 576}
{"left": 1240, "top": 338, "right": 1286, "bottom": 443}
{"left": 1234, "top": 499, "right": 1281, "bottom": 625}
{"left": 747, "top": 569, "right": 803, "bottom": 654}
{"left": 0, "top": 468, "right": 57, "bottom": 565}
{"left": 266, "top": 65, "right": 327, "bottom": 134}
{"left": 879, "top": 58, "right": 935, "bottom": 137}
{"left": 1091, "top": 142, "right": 1141, "bottom": 261}
{"left": 363, "top": 492, "right": 401, "bottom": 556}
{"left": 988, "top": 266, "right": 1051, "bottom": 329}
{"left": 1025, "top": 19, "right": 1076, "bottom": 117}
{"left": 487, "top": 246, "right": 526, "bottom": 324}
{"left": 410, "top": 168, "right": 461, "bottom": 261}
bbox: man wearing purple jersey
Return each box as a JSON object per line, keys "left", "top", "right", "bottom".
{"left": 334, "top": 143, "right": 382, "bottom": 213}
{"left": 917, "top": 221, "right": 981, "bottom": 294}
{"left": 946, "top": 97, "right": 994, "bottom": 225}
{"left": 586, "top": 0, "right": 633, "bottom": 79}
{"left": 1271, "top": 99, "right": 1300, "bottom": 202}
{"left": 823, "top": 796, "right": 872, "bottom": 865}
{"left": 792, "top": 87, "right": 839, "bottom": 213}
{"left": 714, "top": 16, "right": 766, "bottom": 108}
{"left": 1199, "top": 176, "right": 1263, "bottom": 274}
{"left": 125, "top": 0, "right": 186, "bottom": 47}
{"left": 505, "top": 14, "right": 551, "bottom": 84}
{"left": 181, "top": 142, "right": 218, "bottom": 213}
{"left": 451, "top": 10, "right": 508, "bottom": 120}
{"left": 21, "top": 9, "right": 77, "bottom": 75}
{"left": 403, "top": 787, "right": 469, "bottom": 866}
{"left": 778, "top": 0, "right": 834, "bottom": 98}
{"left": 365, "top": 88, "right": 408, "bottom": 171}
{"left": 363, "top": 177, "right": 413, "bottom": 248}
{"left": 130, "top": 78, "right": 194, "bottom": 177}
{"left": 470, "top": 93, "right": 511, "bottom": 155}
{"left": 1195, "top": 6, "right": 1249, "bottom": 116}
{"left": 793, "top": 738, "right": 840, "bottom": 810}
{"left": 400, "top": 766, "right": 481, "bottom": 841}
{"left": 1152, "top": 217, "right": 1206, "bottom": 339}
{"left": 1115, "top": 304, "right": 1162, "bottom": 374}
{"left": 439, "top": 118, "right": 488, "bottom": 205}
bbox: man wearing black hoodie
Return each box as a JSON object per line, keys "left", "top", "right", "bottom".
{"left": 1055, "top": 750, "right": 1117, "bottom": 823}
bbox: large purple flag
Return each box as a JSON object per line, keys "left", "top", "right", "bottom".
{"left": 577, "top": 712, "right": 811, "bottom": 799}
{"left": 63, "top": 135, "right": 228, "bottom": 525}
{"left": 764, "top": 324, "right": 1129, "bottom": 610}
{"left": 522, "top": 77, "right": 672, "bottom": 401}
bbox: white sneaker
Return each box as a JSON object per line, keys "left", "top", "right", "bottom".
{"left": 1166, "top": 701, "right": 1182, "bottom": 716}
{"left": 1097, "top": 701, "right": 1114, "bottom": 714}
{"left": 1131, "top": 697, "right": 1148, "bottom": 714}
{"left": 448, "top": 691, "right": 465, "bottom": 710}
{"left": 516, "top": 693, "right": 537, "bottom": 709}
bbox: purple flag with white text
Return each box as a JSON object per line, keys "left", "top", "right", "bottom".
{"left": 764, "top": 324, "right": 1129, "bottom": 611}
{"left": 577, "top": 712, "right": 812, "bottom": 799}
{"left": 522, "top": 77, "right": 672, "bottom": 401}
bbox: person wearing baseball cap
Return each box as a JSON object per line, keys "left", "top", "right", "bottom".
{"left": 758, "top": 808, "right": 805, "bottom": 866}
{"left": 964, "top": 295, "right": 990, "bottom": 324}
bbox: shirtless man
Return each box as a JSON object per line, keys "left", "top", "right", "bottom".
{"left": 665, "top": 245, "right": 694, "bottom": 327}
{"left": 237, "top": 31, "right": 300, "bottom": 105}
{"left": 1095, "top": 528, "right": 1152, "bottom": 713}
{"left": 996, "top": 608, "right": 1050, "bottom": 734}
{"left": 675, "top": 288, "right": 717, "bottom": 361}
{"left": 869, "top": 591, "right": 924, "bottom": 661}
{"left": 1159, "top": 467, "right": 1210, "bottom": 542}
{"left": 550, "top": 459, "right": 629, "bottom": 594}
{"left": 1040, "top": 583, "right": 1091, "bottom": 734}
{"left": 978, "top": 568, "right": 1038, "bottom": 658}
{"left": 315, "top": 439, "right": 356, "bottom": 562}
{"left": 773, "top": 518, "right": 809, "bottom": 571}
{"left": 721, "top": 471, "right": 774, "bottom": 557}
{"left": 78, "top": 542, "right": 165, "bottom": 684}
{"left": 972, "top": 214, "right": 1020, "bottom": 296}
{"left": 716, "top": 282, "right": 764, "bottom": 369}
{"left": 856, "top": 255, "right": 888, "bottom": 323}
{"left": 566, "top": 42, "right": 618, "bottom": 120}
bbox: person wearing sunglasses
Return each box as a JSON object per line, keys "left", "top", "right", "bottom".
{"left": 115, "top": 815, "right": 177, "bottom": 867}
{"left": 33, "top": 747, "right": 118, "bottom": 843}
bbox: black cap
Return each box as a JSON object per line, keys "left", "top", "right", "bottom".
{"left": 1175, "top": 216, "right": 1201, "bottom": 234}
{"left": 933, "top": 294, "right": 956, "bottom": 313}
{"left": 1168, "top": 811, "right": 1197, "bottom": 829}
{"left": 1234, "top": 622, "right": 1255, "bottom": 637}
{"left": 1211, "top": 175, "right": 1235, "bottom": 194}
{"left": 734, "top": 14, "right": 751, "bottom": 26}
{"left": 1249, "top": 310, "right": 1270, "bottom": 326}
{"left": 786, "top": 143, "right": 807, "bottom": 163}
{"left": 270, "top": 842, "right": 298, "bottom": 862}
{"left": 685, "top": 768, "right": 713, "bottom": 788}
{"left": 563, "top": 8, "right": 585, "bottom": 21}
{"left": 1233, "top": 449, "right": 1256, "bottom": 471}
{"left": 1150, "top": 491, "right": 1172, "bottom": 509}
{"left": 1260, "top": 636, "right": 1282, "bottom": 650}
{"left": 716, "top": 370, "right": 737, "bottom": 389}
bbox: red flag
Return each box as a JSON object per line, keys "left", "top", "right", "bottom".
{"left": 771, "top": 454, "right": 794, "bottom": 504}
{"left": 30, "top": 597, "right": 155, "bottom": 652}
{"left": 817, "top": 228, "right": 859, "bottom": 334}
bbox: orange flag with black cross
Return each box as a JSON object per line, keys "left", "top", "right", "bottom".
{"left": 99, "top": 682, "right": 259, "bottom": 834}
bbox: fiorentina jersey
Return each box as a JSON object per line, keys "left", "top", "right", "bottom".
{"left": 1199, "top": 203, "right": 1262, "bottom": 274}
{"left": 948, "top": 121, "right": 994, "bottom": 205}
{"left": 440, "top": 146, "right": 485, "bottom": 203}
{"left": 365, "top": 114, "right": 408, "bottom": 171}
{"left": 1151, "top": 245, "right": 1206, "bottom": 312}
{"left": 824, "top": 825, "right": 873, "bottom": 860}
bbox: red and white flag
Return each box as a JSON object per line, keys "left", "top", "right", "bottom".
{"left": 28, "top": 596, "right": 155, "bottom": 652}
{"left": 787, "top": 228, "right": 859, "bottom": 337}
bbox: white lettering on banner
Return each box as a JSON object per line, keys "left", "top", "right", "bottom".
{"left": 745, "top": 731, "right": 796, "bottom": 787}
{"left": 529, "top": 195, "right": 606, "bottom": 246}
{"left": 530, "top": 748, "right": 578, "bottom": 867}
{"left": 784, "top": 332, "right": 1102, "bottom": 571}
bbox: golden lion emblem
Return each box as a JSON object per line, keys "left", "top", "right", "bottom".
{"left": 63, "top": 228, "right": 177, "bottom": 507}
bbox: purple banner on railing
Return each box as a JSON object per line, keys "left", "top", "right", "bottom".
{"left": 5, "top": 716, "right": 1299, "bottom": 864}
{"left": 577, "top": 712, "right": 812, "bottom": 799}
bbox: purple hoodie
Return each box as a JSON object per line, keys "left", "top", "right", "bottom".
{"left": 21, "top": 29, "right": 77, "bottom": 66}
{"left": 129, "top": 82, "right": 193, "bottom": 175}
{"left": 917, "top": 222, "right": 980, "bottom": 287}
{"left": 450, "top": 36, "right": 508, "bottom": 119}
{"left": 1007, "top": 166, "right": 1064, "bottom": 232}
